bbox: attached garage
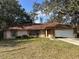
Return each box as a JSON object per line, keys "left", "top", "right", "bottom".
{"left": 54, "top": 24, "right": 76, "bottom": 38}
{"left": 55, "top": 29, "right": 75, "bottom": 38}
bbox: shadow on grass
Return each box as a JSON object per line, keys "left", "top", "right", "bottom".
{"left": 0, "top": 37, "right": 34, "bottom": 47}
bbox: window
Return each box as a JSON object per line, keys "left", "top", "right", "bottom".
{"left": 11, "top": 31, "right": 17, "bottom": 37}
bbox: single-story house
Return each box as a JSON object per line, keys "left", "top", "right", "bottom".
{"left": 3, "top": 22, "right": 78, "bottom": 39}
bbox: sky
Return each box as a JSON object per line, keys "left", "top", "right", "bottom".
{"left": 19, "top": 0, "right": 49, "bottom": 23}
{"left": 19, "top": 0, "right": 48, "bottom": 23}
{"left": 19, "top": 0, "right": 43, "bottom": 12}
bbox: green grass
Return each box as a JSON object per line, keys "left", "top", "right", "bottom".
{"left": 0, "top": 38, "right": 79, "bottom": 59}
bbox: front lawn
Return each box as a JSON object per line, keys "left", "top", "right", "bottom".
{"left": 0, "top": 38, "right": 79, "bottom": 59}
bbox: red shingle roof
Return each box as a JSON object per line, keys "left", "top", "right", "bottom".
{"left": 8, "top": 22, "right": 59, "bottom": 30}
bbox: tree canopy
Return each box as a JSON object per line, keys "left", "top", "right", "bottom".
{"left": 0, "top": 0, "right": 33, "bottom": 29}
{"left": 33, "top": 0, "right": 79, "bottom": 24}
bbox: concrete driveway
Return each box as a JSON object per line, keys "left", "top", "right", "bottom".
{"left": 56, "top": 38, "right": 79, "bottom": 46}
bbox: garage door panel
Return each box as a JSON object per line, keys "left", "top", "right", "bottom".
{"left": 55, "top": 30, "right": 75, "bottom": 37}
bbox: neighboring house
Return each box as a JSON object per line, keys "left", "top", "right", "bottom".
{"left": 3, "top": 22, "right": 78, "bottom": 39}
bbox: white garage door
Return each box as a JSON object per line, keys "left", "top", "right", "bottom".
{"left": 55, "top": 29, "right": 75, "bottom": 38}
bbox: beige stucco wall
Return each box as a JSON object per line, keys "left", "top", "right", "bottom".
{"left": 39, "top": 30, "right": 54, "bottom": 38}
{"left": 4, "top": 29, "right": 54, "bottom": 39}
{"left": 47, "top": 30, "right": 54, "bottom": 38}
{"left": 17, "top": 31, "right": 28, "bottom": 36}
{"left": 77, "top": 30, "right": 79, "bottom": 33}
{"left": 4, "top": 31, "right": 13, "bottom": 39}
{"left": 4, "top": 30, "right": 29, "bottom": 39}
{"left": 47, "top": 34, "right": 53, "bottom": 38}
{"left": 39, "top": 30, "right": 45, "bottom": 38}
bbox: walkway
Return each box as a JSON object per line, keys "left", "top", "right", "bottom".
{"left": 57, "top": 38, "right": 79, "bottom": 46}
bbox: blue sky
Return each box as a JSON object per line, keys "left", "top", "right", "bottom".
{"left": 19, "top": 0, "right": 49, "bottom": 23}
{"left": 19, "top": 0, "right": 43, "bottom": 12}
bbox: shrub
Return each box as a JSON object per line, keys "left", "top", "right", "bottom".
{"left": 16, "top": 35, "right": 29, "bottom": 39}
{"left": 16, "top": 36, "right": 22, "bottom": 39}
{"left": 22, "top": 35, "right": 29, "bottom": 39}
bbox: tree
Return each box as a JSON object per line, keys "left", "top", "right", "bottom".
{"left": 0, "top": 0, "right": 33, "bottom": 39}
{"left": 33, "top": 0, "right": 79, "bottom": 24}
{"left": 33, "top": 0, "right": 79, "bottom": 37}
{"left": 0, "top": 0, "right": 33, "bottom": 29}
